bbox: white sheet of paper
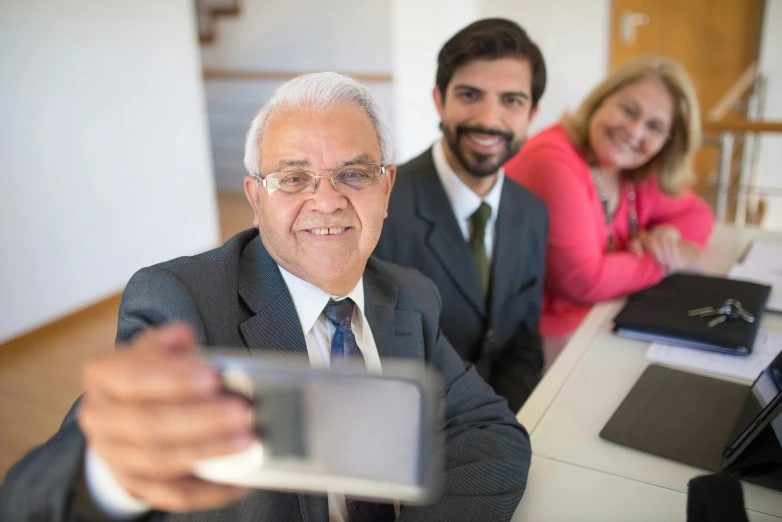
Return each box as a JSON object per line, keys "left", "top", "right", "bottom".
{"left": 725, "top": 239, "right": 782, "bottom": 313}
{"left": 728, "top": 264, "right": 782, "bottom": 312}
{"left": 738, "top": 240, "right": 782, "bottom": 270}
{"left": 645, "top": 330, "right": 782, "bottom": 382}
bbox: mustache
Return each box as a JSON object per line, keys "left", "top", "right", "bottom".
{"left": 455, "top": 125, "right": 513, "bottom": 143}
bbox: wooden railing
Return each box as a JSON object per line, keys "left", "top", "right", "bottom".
{"left": 203, "top": 69, "right": 393, "bottom": 83}
{"left": 708, "top": 62, "right": 759, "bottom": 121}
{"left": 703, "top": 120, "right": 782, "bottom": 134}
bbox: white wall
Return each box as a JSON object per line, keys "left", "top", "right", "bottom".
{"left": 391, "top": 0, "right": 480, "bottom": 162}
{"left": 0, "top": 1, "right": 219, "bottom": 342}
{"left": 757, "top": 0, "right": 782, "bottom": 229}
{"left": 202, "top": 0, "right": 609, "bottom": 178}
{"left": 200, "top": 0, "right": 393, "bottom": 191}
{"left": 481, "top": 0, "right": 611, "bottom": 134}
{"left": 200, "top": 0, "right": 392, "bottom": 73}
{"left": 391, "top": 0, "right": 610, "bottom": 163}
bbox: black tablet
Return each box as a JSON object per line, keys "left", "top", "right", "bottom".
{"left": 722, "top": 349, "right": 782, "bottom": 469}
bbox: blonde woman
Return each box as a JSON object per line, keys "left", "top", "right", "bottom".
{"left": 505, "top": 55, "right": 714, "bottom": 365}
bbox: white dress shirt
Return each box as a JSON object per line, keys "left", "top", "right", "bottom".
{"left": 85, "top": 265, "right": 385, "bottom": 522}
{"left": 432, "top": 139, "right": 505, "bottom": 262}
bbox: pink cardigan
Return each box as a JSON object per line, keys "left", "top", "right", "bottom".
{"left": 505, "top": 124, "right": 715, "bottom": 337}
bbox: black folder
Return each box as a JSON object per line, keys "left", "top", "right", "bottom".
{"left": 613, "top": 274, "right": 771, "bottom": 355}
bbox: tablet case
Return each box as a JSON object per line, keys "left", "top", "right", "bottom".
{"left": 613, "top": 275, "right": 771, "bottom": 354}
{"left": 600, "top": 364, "right": 782, "bottom": 492}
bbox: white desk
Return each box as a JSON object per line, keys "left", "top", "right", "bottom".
{"left": 514, "top": 225, "right": 782, "bottom": 521}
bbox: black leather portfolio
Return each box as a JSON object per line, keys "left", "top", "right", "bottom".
{"left": 613, "top": 274, "right": 772, "bottom": 355}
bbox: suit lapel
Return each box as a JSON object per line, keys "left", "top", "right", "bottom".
{"left": 238, "top": 235, "right": 308, "bottom": 358}
{"left": 362, "top": 262, "right": 424, "bottom": 361}
{"left": 234, "top": 237, "right": 331, "bottom": 522}
{"left": 232, "top": 240, "right": 426, "bottom": 521}
{"left": 412, "top": 150, "right": 486, "bottom": 317}
{"left": 489, "top": 181, "right": 525, "bottom": 325}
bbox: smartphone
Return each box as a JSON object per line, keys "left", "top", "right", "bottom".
{"left": 192, "top": 350, "right": 443, "bottom": 504}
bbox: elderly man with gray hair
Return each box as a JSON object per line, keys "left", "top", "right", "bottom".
{"left": 0, "top": 73, "right": 531, "bottom": 522}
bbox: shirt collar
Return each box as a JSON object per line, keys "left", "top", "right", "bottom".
{"left": 432, "top": 139, "right": 504, "bottom": 223}
{"left": 278, "top": 266, "right": 367, "bottom": 341}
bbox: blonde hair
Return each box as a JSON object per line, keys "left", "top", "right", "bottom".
{"left": 561, "top": 55, "right": 701, "bottom": 195}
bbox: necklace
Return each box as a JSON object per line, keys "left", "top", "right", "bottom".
{"left": 589, "top": 167, "right": 638, "bottom": 252}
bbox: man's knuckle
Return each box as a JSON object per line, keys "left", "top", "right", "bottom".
{"left": 138, "top": 404, "right": 167, "bottom": 435}
{"left": 77, "top": 409, "right": 96, "bottom": 435}
{"left": 165, "top": 487, "right": 195, "bottom": 511}
{"left": 77, "top": 400, "right": 107, "bottom": 436}
{"left": 82, "top": 357, "right": 107, "bottom": 389}
{"left": 134, "top": 450, "right": 161, "bottom": 476}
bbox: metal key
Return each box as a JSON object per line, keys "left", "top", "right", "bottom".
{"left": 707, "top": 301, "right": 752, "bottom": 327}
{"left": 732, "top": 301, "right": 755, "bottom": 323}
{"left": 688, "top": 306, "right": 717, "bottom": 317}
{"left": 689, "top": 300, "right": 732, "bottom": 317}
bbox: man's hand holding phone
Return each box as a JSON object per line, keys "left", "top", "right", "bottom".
{"left": 77, "top": 323, "right": 255, "bottom": 512}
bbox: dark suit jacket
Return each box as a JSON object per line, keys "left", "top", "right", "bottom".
{"left": 374, "top": 147, "right": 549, "bottom": 412}
{"left": 0, "top": 229, "right": 532, "bottom": 522}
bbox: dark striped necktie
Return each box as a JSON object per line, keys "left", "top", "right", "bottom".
{"left": 322, "top": 298, "right": 396, "bottom": 522}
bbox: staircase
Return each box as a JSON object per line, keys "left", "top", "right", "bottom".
{"left": 703, "top": 62, "right": 782, "bottom": 227}
{"left": 195, "top": 0, "right": 240, "bottom": 44}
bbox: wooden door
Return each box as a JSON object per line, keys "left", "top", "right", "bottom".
{"left": 610, "top": 0, "right": 764, "bottom": 195}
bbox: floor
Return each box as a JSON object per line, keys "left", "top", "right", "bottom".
{"left": 0, "top": 191, "right": 252, "bottom": 480}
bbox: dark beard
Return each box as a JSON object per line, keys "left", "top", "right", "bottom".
{"left": 442, "top": 123, "right": 524, "bottom": 178}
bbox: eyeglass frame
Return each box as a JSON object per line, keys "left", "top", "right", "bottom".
{"left": 606, "top": 94, "right": 673, "bottom": 142}
{"left": 250, "top": 163, "right": 389, "bottom": 198}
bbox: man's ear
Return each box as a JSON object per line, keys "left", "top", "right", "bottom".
{"left": 432, "top": 86, "right": 446, "bottom": 121}
{"left": 243, "top": 176, "right": 261, "bottom": 228}
{"left": 382, "top": 164, "right": 397, "bottom": 219}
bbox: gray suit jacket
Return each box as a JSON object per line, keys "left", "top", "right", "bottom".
{"left": 374, "top": 148, "right": 549, "bottom": 412}
{"left": 0, "top": 229, "right": 531, "bottom": 522}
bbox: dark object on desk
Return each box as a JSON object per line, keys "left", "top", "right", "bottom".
{"left": 687, "top": 473, "right": 749, "bottom": 522}
{"left": 600, "top": 359, "right": 782, "bottom": 493}
{"left": 600, "top": 365, "right": 747, "bottom": 471}
{"left": 613, "top": 274, "right": 771, "bottom": 355}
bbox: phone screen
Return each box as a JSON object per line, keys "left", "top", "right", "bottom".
{"left": 194, "top": 352, "right": 442, "bottom": 503}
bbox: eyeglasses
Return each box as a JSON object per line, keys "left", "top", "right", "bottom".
{"left": 613, "top": 98, "right": 671, "bottom": 140}
{"left": 252, "top": 163, "right": 388, "bottom": 200}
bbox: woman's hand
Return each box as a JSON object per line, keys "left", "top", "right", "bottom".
{"left": 628, "top": 225, "right": 703, "bottom": 273}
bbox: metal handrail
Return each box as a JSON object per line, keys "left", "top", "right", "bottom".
{"left": 706, "top": 61, "right": 772, "bottom": 226}
{"left": 712, "top": 184, "right": 782, "bottom": 198}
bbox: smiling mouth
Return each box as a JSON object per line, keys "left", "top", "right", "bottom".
{"left": 469, "top": 133, "right": 503, "bottom": 147}
{"left": 463, "top": 133, "right": 507, "bottom": 156}
{"left": 607, "top": 130, "right": 640, "bottom": 153}
{"left": 306, "top": 227, "right": 350, "bottom": 236}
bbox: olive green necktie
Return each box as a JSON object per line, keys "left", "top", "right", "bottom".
{"left": 469, "top": 202, "right": 492, "bottom": 301}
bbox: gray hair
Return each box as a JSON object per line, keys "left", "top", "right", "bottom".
{"left": 243, "top": 72, "right": 393, "bottom": 175}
